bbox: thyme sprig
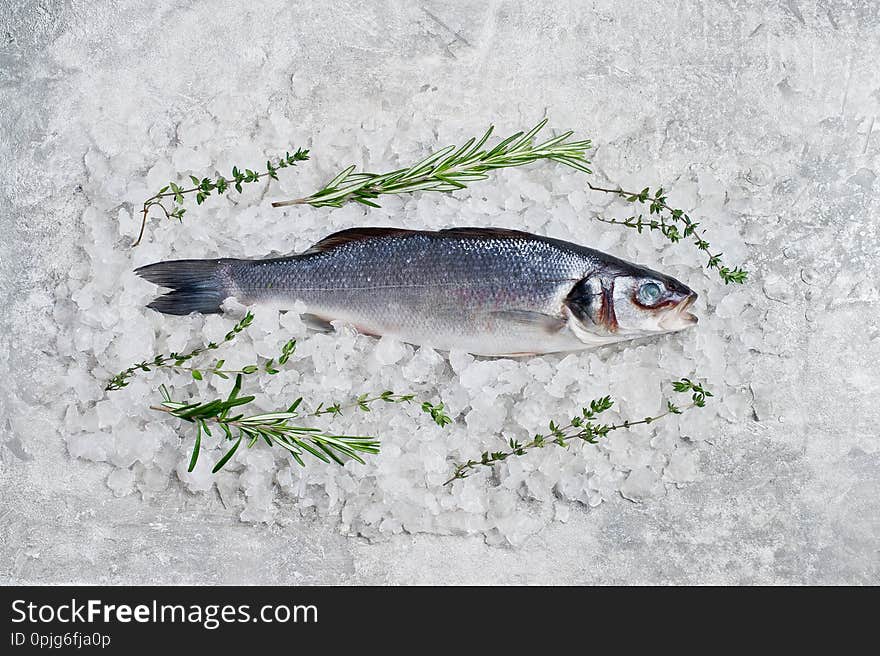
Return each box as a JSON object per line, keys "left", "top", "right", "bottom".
{"left": 309, "top": 391, "right": 452, "bottom": 428}
{"left": 106, "top": 313, "right": 298, "bottom": 390}
{"left": 153, "top": 374, "right": 380, "bottom": 473}
{"left": 588, "top": 184, "right": 747, "bottom": 284}
{"left": 271, "top": 119, "right": 591, "bottom": 209}
{"left": 133, "top": 148, "right": 309, "bottom": 246}
{"left": 186, "top": 337, "right": 297, "bottom": 381}
{"left": 421, "top": 401, "right": 453, "bottom": 427}
{"left": 105, "top": 312, "right": 256, "bottom": 391}
{"left": 445, "top": 378, "right": 712, "bottom": 485}
{"left": 311, "top": 391, "right": 415, "bottom": 417}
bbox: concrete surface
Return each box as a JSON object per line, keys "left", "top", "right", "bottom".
{"left": 1, "top": 0, "right": 878, "bottom": 584}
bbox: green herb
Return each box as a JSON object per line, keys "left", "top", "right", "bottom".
{"left": 311, "top": 391, "right": 452, "bottom": 429}
{"left": 271, "top": 119, "right": 591, "bottom": 209}
{"left": 153, "top": 374, "right": 380, "bottom": 473}
{"left": 445, "top": 378, "right": 712, "bottom": 485}
{"left": 133, "top": 148, "right": 309, "bottom": 246}
{"left": 105, "top": 312, "right": 256, "bottom": 391}
{"left": 310, "top": 391, "right": 415, "bottom": 417}
{"left": 670, "top": 377, "right": 712, "bottom": 406}
{"left": 421, "top": 401, "right": 452, "bottom": 427}
{"left": 183, "top": 338, "right": 297, "bottom": 381}
{"left": 588, "top": 184, "right": 747, "bottom": 284}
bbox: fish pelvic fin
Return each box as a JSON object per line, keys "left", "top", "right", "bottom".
{"left": 135, "top": 259, "right": 237, "bottom": 315}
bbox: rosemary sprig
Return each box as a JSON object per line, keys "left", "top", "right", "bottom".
{"left": 153, "top": 374, "right": 380, "bottom": 473}
{"left": 271, "top": 119, "right": 591, "bottom": 209}
{"left": 105, "top": 312, "right": 256, "bottom": 391}
{"left": 154, "top": 380, "right": 451, "bottom": 473}
{"left": 445, "top": 378, "right": 711, "bottom": 485}
{"left": 588, "top": 184, "right": 748, "bottom": 284}
{"left": 133, "top": 148, "right": 309, "bottom": 246}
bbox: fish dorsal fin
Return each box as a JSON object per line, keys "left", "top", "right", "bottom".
{"left": 301, "top": 226, "right": 537, "bottom": 256}
{"left": 302, "top": 227, "right": 414, "bottom": 255}
{"left": 437, "top": 227, "right": 534, "bottom": 240}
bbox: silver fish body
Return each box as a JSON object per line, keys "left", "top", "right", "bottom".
{"left": 137, "top": 227, "right": 698, "bottom": 356}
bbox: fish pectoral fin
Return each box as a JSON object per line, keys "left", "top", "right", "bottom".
{"left": 301, "top": 313, "right": 335, "bottom": 332}
{"left": 487, "top": 310, "right": 566, "bottom": 334}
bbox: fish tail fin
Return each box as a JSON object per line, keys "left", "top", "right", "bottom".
{"left": 135, "top": 258, "right": 239, "bottom": 315}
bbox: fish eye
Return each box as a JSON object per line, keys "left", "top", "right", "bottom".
{"left": 636, "top": 281, "right": 664, "bottom": 306}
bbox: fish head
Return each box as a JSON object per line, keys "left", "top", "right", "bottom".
{"left": 564, "top": 263, "right": 698, "bottom": 343}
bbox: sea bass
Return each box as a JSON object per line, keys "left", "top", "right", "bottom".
{"left": 136, "top": 227, "right": 697, "bottom": 356}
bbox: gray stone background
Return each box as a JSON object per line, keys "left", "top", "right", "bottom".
{"left": 1, "top": 0, "right": 878, "bottom": 584}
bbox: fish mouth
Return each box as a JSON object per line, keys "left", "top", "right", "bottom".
{"left": 659, "top": 292, "right": 698, "bottom": 330}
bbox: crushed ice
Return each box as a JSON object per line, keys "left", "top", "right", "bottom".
{"left": 58, "top": 113, "right": 752, "bottom": 546}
